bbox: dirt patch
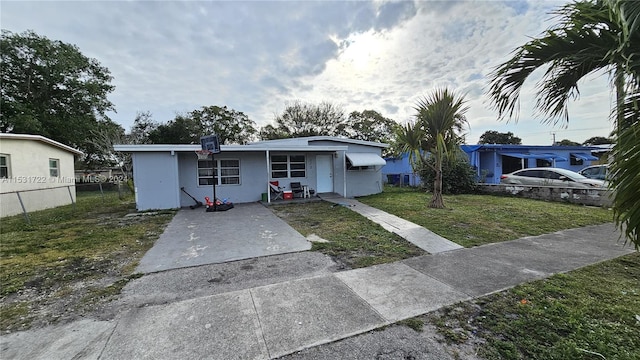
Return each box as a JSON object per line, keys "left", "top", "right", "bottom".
{"left": 0, "top": 204, "right": 175, "bottom": 334}
{"left": 1, "top": 257, "right": 137, "bottom": 333}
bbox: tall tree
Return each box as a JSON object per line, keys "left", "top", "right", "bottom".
{"left": 397, "top": 88, "right": 469, "bottom": 208}
{"left": 189, "top": 105, "right": 257, "bottom": 144}
{"left": 582, "top": 136, "right": 613, "bottom": 145}
{"left": 478, "top": 130, "right": 522, "bottom": 144}
{"left": 148, "top": 106, "right": 257, "bottom": 144}
{"left": 148, "top": 115, "right": 200, "bottom": 144}
{"left": 1, "top": 30, "right": 117, "bottom": 166}
{"left": 557, "top": 139, "right": 581, "bottom": 146}
{"left": 129, "top": 111, "right": 158, "bottom": 144}
{"left": 347, "top": 110, "right": 399, "bottom": 144}
{"left": 487, "top": 0, "right": 639, "bottom": 248}
{"left": 259, "top": 100, "right": 348, "bottom": 139}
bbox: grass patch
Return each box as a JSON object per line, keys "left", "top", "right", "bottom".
{"left": 398, "top": 317, "right": 424, "bottom": 332}
{"left": 270, "top": 201, "right": 424, "bottom": 268}
{"left": 430, "top": 253, "right": 640, "bottom": 359}
{"left": 0, "top": 191, "right": 175, "bottom": 331}
{"left": 358, "top": 186, "right": 613, "bottom": 247}
{"left": 0, "top": 302, "right": 32, "bottom": 330}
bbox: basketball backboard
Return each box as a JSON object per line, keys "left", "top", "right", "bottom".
{"left": 200, "top": 134, "right": 221, "bottom": 154}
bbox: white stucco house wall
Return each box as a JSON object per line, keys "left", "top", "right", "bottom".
{"left": 114, "top": 136, "right": 388, "bottom": 211}
{"left": 0, "top": 133, "right": 83, "bottom": 217}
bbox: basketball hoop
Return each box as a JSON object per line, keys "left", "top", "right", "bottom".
{"left": 195, "top": 150, "right": 212, "bottom": 160}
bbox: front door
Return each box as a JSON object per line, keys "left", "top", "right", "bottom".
{"left": 316, "top": 155, "right": 333, "bottom": 193}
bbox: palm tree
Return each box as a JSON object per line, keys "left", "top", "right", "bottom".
{"left": 394, "top": 121, "right": 426, "bottom": 174}
{"left": 402, "top": 88, "right": 469, "bottom": 209}
{"left": 488, "top": 0, "right": 639, "bottom": 248}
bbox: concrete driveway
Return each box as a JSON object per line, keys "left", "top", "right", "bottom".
{"left": 135, "top": 203, "right": 311, "bottom": 273}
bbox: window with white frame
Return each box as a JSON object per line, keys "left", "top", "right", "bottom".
{"left": 198, "top": 159, "right": 240, "bottom": 185}
{"left": 270, "top": 154, "right": 306, "bottom": 178}
{"left": 49, "top": 158, "right": 59, "bottom": 177}
{"left": 0, "top": 154, "right": 10, "bottom": 178}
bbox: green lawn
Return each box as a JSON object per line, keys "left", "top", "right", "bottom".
{"left": 0, "top": 191, "right": 175, "bottom": 331}
{"left": 270, "top": 201, "right": 424, "bottom": 268}
{"left": 358, "top": 186, "right": 613, "bottom": 247}
{"left": 429, "top": 252, "right": 640, "bottom": 360}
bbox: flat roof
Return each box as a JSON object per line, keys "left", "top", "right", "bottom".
{"left": 250, "top": 136, "right": 389, "bottom": 148}
{"left": 113, "top": 144, "right": 348, "bottom": 152}
{"left": 0, "top": 133, "right": 83, "bottom": 155}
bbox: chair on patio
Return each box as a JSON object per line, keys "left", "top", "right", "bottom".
{"left": 290, "top": 182, "right": 304, "bottom": 198}
{"left": 269, "top": 182, "right": 284, "bottom": 200}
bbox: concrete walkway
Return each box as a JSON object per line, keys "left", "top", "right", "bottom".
{"left": 2, "top": 223, "right": 633, "bottom": 360}
{"left": 319, "top": 194, "right": 462, "bottom": 253}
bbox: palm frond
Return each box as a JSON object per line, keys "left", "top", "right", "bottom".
{"left": 611, "top": 90, "right": 640, "bottom": 249}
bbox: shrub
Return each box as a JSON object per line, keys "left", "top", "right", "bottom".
{"left": 419, "top": 156, "right": 477, "bottom": 194}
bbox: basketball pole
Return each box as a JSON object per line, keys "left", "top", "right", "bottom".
{"left": 212, "top": 152, "right": 217, "bottom": 212}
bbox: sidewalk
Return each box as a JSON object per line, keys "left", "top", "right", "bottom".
{"left": 1, "top": 223, "right": 633, "bottom": 360}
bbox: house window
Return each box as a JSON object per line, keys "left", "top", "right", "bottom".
{"left": 570, "top": 155, "right": 584, "bottom": 166}
{"left": 270, "top": 154, "right": 306, "bottom": 178}
{"left": 49, "top": 158, "right": 59, "bottom": 177}
{"left": 0, "top": 154, "right": 10, "bottom": 178}
{"left": 346, "top": 158, "right": 372, "bottom": 171}
{"left": 198, "top": 159, "right": 240, "bottom": 186}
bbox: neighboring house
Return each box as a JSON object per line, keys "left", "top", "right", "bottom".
{"left": 114, "top": 136, "right": 388, "bottom": 211}
{"left": 382, "top": 152, "right": 422, "bottom": 186}
{"left": 0, "top": 133, "right": 83, "bottom": 217}
{"left": 381, "top": 144, "right": 600, "bottom": 186}
{"left": 460, "top": 144, "right": 600, "bottom": 184}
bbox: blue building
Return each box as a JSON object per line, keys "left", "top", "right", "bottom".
{"left": 461, "top": 144, "right": 599, "bottom": 184}
{"left": 382, "top": 152, "right": 422, "bottom": 186}
{"left": 382, "top": 145, "right": 600, "bottom": 186}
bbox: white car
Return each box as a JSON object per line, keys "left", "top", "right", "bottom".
{"left": 500, "top": 167, "right": 606, "bottom": 188}
{"left": 579, "top": 164, "right": 610, "bottom": 180}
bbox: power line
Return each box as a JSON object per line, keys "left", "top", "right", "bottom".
{"left": 524, "top": 126, "right": 611, "bottom": 136}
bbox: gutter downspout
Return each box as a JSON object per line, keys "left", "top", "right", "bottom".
{"left": 342, "top": 151, "right": 347, "bottom": 197}
{"left": 171, "top": 151, "right": 180, "bottom": 208}
{"left": 266, "top": 150, "right": 271, "bottom": 203}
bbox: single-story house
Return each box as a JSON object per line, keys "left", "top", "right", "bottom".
{"left": 381, "top": 144, "right": 601, "bottom": 186}
{"left": 114, "top": 136, "right": 388, "bottom": 211}
{"left": 0, "top": 133, "right": 83, "bottom": 217}
{"left": 382, "top": 152, "right": 421, "bottom": 186}
{"left": 460, "top": 144, "right": 600, "bottom": 184}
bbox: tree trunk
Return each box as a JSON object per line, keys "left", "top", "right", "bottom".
{"left": 429, "top": 165, "right": 445, "bottom": 209}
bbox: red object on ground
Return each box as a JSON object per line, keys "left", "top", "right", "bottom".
{"left": 283, "top": 191, "right": 293, "bottom": 200}
{"left": 204, "top": 196, "right": 214, "bottom": 206}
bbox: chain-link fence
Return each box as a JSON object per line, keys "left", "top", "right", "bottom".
{"left": 1, "top": 181, "right": 133, "bottom": 224}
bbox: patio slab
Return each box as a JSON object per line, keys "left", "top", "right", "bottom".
{"left": 135, "top": 203, "right": 311, "bottom": 273}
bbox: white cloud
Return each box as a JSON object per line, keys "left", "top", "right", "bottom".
{"left": 1, "top": 0, "right": 612, "bottom": 144}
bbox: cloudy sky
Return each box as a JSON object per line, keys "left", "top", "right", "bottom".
{"left": 2, "top": 0, "right": 615, "bottom": 145}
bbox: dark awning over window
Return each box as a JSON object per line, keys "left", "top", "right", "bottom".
{"left": 571, "top": 152, "right": 598, "bottom": 161}
{"left": 345, "top": 153, "right": 386, "bottom": 167}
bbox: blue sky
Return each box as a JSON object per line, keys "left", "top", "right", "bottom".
{"left": 2, "top": 0, "right": 615, "bottom": 145}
